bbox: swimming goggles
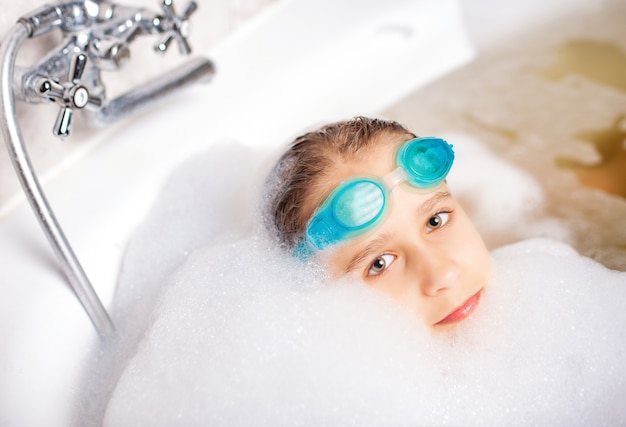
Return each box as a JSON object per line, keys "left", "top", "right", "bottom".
{"left": 293, "top": 136, "right": 454, "bottom": 260}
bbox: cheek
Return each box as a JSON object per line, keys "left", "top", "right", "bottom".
{"left": 453, "top": 214, "right": 492, "bottom": 276}
{"left": 467, "top": 242, "right": 493, "bottom": 283}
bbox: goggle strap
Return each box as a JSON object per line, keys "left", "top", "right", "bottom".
{"left": 385, "top": 167, "right": 408, "bottom": 188}
{"left": 293, "top": 239, "right": 316, "bottom": 259}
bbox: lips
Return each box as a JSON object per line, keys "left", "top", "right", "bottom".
{"left": 435, "top": 291, "right": 481, "bottom": 326}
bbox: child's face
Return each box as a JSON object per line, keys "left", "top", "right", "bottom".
{"left": 317, "top": 138, "right": 493, "bottom": 332}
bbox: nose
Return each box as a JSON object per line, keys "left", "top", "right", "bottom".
{"left": 412, "top": 246, "right": 461, "bottom": 296}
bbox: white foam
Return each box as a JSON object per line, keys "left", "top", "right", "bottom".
{"left": 93, "top": 143, "right": 626, "bottom": 426}
{"left": 102, "top": 234, "right": 626, "bottom": 426}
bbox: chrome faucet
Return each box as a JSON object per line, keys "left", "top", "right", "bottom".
{"left": 0, "top": 0, "right": 215, "bottom": 337}
{"left": 15, "top": 0, "right": 214, "bottom": 136}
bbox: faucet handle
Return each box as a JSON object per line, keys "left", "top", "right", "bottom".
{"left": 154, "top": 0, "right": 197, "bottom": 55}
{"left": 53, "top": 107, "right": 74, "bottom": 138}
{"left": 69, "top": 51, "right": 88, "bottom": 83}
{"left": 38, "top": 52, "right": 103, "bottom": 138}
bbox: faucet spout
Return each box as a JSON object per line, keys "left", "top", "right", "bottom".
{"left": 88, "top": 57, "right": 215, "bottom": 127}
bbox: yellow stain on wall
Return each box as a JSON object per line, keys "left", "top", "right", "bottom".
{"left": 557, "top": 116, "right": 626, "bottom": 198}
{"left": 541, "top": 39, "right": 626, "bottom": 198}
{"left": 540, "top": 39, "right": 626, "bottom": 93}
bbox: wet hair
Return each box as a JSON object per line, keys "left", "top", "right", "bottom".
{"left": 264, "top": 116, "right": 415, "bottom": 250}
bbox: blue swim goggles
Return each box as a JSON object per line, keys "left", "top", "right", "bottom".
{"left": 294, "top": 137, "right": 454, "bottom": 260}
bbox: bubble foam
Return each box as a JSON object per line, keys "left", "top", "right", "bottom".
{"left": 102, "top": 235, "right": 626, "bottom": 426}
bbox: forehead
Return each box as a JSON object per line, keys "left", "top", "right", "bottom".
{"left": 303, "top": 134, "right": 407, "bottom": 224}
{"left": 330, "top": 136, "right": 402, "bottom": 184}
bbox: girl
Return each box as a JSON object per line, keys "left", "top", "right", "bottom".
{"left": 265, "top": 117, "right": 493, "bottom": 331}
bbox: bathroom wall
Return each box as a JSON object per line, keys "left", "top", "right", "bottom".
{"left": 0, "top": 0, "right": 276, "bottom": 215}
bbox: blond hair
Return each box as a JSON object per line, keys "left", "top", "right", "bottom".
{"left": 264, "top": 117, "right": 415, "bottom": 250}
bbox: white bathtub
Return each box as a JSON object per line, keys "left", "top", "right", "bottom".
{"left": 0, "top": 0, "right": 617, "bottom": 425}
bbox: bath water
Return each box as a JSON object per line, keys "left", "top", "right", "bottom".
{"left": 75, "top": 141, "right": 626, "bottom": 426}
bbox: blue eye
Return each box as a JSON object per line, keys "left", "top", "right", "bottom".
{"left": 426, "top": 212, "right": 450, "bottom": 231}
{"left": 367, "top": 254, "right": 396, "bottom": 276}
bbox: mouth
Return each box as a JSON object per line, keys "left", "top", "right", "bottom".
{"left": 435, "top": 290, "right": 482, "bottom": 327}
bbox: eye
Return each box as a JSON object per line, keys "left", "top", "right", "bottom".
{"left": 426, "top": 212, "right": 450, "bottom": 231}
{"left": 367, "top": 254, "right": 396, "bottom": 277}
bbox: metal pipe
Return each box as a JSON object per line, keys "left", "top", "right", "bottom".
{"left": 0, "top": 22, "right": 115, "bottom": 338}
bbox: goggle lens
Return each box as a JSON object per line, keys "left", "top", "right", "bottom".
{"left": 396, "top": 136, "right": 454, "bottom": 188}
{"left": 333, "top": 180, "right": 385, "bottom": 228}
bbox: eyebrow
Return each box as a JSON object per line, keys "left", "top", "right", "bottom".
{"left": 418, "top": 191, "right": 452, "bottom": 218}
{"left": 346, "top": 232, "right": 393, "bottom": 273}
{"left": 344, "top": 191, "right": 453, "bottom": 273}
